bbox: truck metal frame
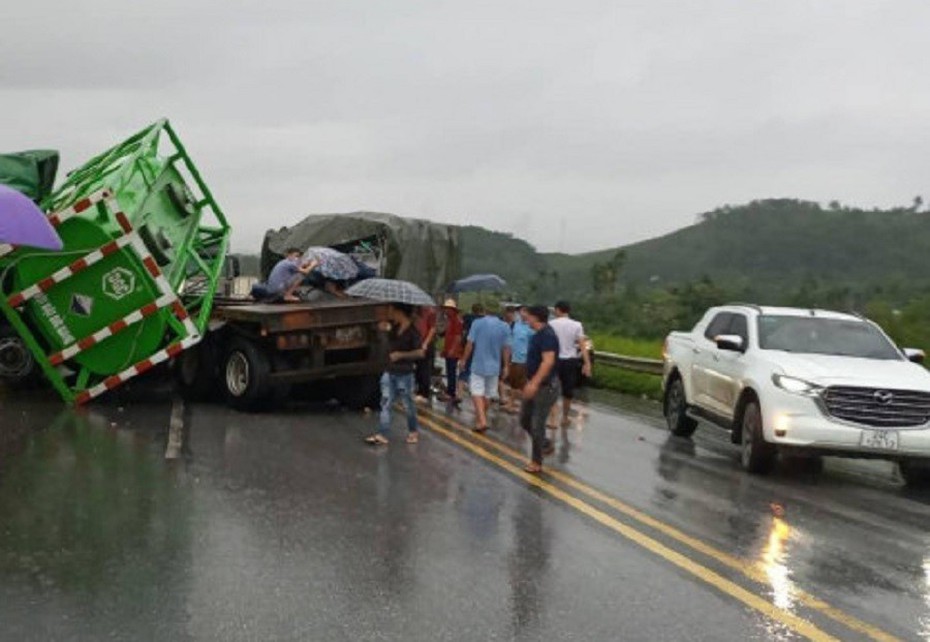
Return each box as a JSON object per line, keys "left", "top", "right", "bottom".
{"left": 0, "top": 120, "right": 230, "bottom": 404}
{"left": 176, "top": 296, "right": 391, "bottom": 411}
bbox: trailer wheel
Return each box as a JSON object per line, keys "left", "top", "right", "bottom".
{"left": 174, "top": 340, "right": 219, "bottom": 402}
{"left": 222, "top": 338, "right": 273, "bottom": 411}
{"left": 335, "top": 374, "right": 382, "bottom": 410}
{"left": 0, "top": 325, "right": 41, "bottom": 389}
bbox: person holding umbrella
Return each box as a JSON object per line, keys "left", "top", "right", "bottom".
{"left": 365, "top": 302, "right": 424, "bottom": 446}
{"left": 345, "top": 278, "right": 435, "bottom": 446}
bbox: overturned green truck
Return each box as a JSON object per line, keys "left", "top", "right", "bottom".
{"left": 0, "top": 120, "right": 230, "bottom": 404}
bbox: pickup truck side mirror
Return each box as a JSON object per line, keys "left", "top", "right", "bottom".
{"left": 715, "top": 334, "right": 745, "bottom": 353}
{"left": 903, "top": 348, "right": 925, "bottom": 364}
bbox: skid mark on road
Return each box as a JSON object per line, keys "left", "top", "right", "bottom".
{"left": 419, "top": 407, "right": 900, "bottom": 642}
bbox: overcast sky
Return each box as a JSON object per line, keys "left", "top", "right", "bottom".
{"left": 2, "top": 1, "right": 928, "bottom": 254}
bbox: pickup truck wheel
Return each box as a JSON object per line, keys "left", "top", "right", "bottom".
{"left": 740, "top": 401, "right": 776, "bottom": 474}
{"left": 664, "top": 378, "right": 698, "bottom": 437}
{"left": 899, "top": 460, "right": 930, "bottom": 488}
{"left": 223, "top": 338, "right": 273, "bottom": 411}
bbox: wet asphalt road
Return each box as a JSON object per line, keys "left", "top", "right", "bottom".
{"left": 1, "top": 380, "right": 929, "bottom": 641}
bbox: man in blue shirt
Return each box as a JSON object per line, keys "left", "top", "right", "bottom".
{"left": 521, "top": 305, "right": 561, "bottom": 473}
{"left": 262, "top": 248, "right": 315, "bottom": 302}
{"left": 504, "top": 305, "right": 534, "bottom": 413}
{"left": 460, "top": 307, "right": 511, "bottom": 432}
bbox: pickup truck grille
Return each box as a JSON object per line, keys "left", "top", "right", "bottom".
{"left": 821, "top": 386, "right": 930, "bottom": 427}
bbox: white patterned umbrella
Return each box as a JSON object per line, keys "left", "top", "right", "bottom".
{"left": 346, "top": 278, "right": 435, "bottom": 306}
{"left": 302, "top": 246, "right": 359, "bottom": 281}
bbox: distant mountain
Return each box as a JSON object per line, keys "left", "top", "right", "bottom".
{"left": 463, "top": 199, "right": 930, "bottom": 300}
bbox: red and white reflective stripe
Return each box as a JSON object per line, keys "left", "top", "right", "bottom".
{"left": 0, "top": 243, "right": 16, "bottom": 258}
{"left": 48, "top": 293, "right": 178, "bottom": 366}
{"left": 46, "top": 189, "right": 112, "bottom": 228}
{"left": 74, "top": 334, "right": 200, "bottom": 405}
{"left": 6, "top": 235, "right": 134, "bottom": 308}
{"left": 125, "top": 235, "right": 199, "bottom": 337}
{"left": 101, "top": 194, "right": 133, "bottom": 234}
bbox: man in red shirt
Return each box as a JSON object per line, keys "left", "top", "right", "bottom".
{"left": 415, "top": 305, "right": 438, "bottom": 401}
{"left": 440, "top": 299, "right": 464, "bottom": 404}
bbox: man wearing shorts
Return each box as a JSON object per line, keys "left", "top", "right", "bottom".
{"left": 549, "top": 301, "right": 592, "bottom": 428}
{"left": 460, "top": 307, "right": 511, "bottom": 432}
{"left": 505, "top": 305, "right": 534, "bottom": 413}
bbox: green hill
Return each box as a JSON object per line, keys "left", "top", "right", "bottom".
{"left": 463, "top": 198, "right": 930, "bottom": 302}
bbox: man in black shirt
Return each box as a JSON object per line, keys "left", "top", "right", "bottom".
{"left": 365, "top": 303, "right": 424, "bottom": 445}
{"left": 520, "top": 305, "right": 561, "bottom": 473}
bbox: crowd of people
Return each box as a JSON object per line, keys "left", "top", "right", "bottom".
{"left": 366, "top": 298, "right": 592, "bottom": 474}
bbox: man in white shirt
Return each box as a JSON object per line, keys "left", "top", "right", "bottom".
{"left": 548, "top": 301, "right": 592, "bottom": 428}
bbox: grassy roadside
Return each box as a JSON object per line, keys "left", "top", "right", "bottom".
{"left": 588, "top": 333, "right": 663, "bottom": 401}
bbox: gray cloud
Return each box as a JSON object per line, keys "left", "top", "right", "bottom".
{"left": 2, "top": 0, "right": 929, "bottom": 253}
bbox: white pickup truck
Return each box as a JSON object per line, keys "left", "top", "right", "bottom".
{"left": 662, "top": 304, "right": 930, "bottom": 486}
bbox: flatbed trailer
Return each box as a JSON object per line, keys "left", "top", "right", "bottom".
{"left": 175, "top": 296, "right": 391, "bottom": 410}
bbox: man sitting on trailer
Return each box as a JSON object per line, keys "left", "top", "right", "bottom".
{"left": 251, "top": 248, "right": 316, "bottom": 302}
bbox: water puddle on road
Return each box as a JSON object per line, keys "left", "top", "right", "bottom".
{"left": 0, "top": 398, "right": 192, "bottom": 602}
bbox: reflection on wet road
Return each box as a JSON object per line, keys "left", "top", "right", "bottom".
{"left": 1, "top": 382, "right": 929, "bottom": 640}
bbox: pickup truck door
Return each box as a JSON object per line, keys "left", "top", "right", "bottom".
{"left": 690, "top": 313, "right": 733, "bottom": 412}
{"left": 703, "top": 313, "right": 750, "bottom": 419}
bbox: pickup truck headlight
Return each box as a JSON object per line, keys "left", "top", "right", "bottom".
{"left": 772, "top": 374, "right": 821, "bottom": 396}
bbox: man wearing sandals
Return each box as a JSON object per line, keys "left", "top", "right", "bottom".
{"left": 521, "top": 305, "right": 560, "bottom": 473}
{"left": 365, "top": 303, "right": 424, "bottom": 446}
{"left": 459, "top": 304, "right": 511, "bottom": 432}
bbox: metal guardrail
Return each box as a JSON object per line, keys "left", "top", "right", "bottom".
{"left": 594, "top": 351, "right": 664, "bottom": 375}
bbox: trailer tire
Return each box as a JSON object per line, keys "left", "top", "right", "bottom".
{"left": 335, "top": 374, "right": 382, "bottom": 410}
{"left": 222, "top": 338, "right": 274, "bottom": 411}
{"left": 0, "top": 325, "right": 41, "bottom": 389}
{"left": 174, "top": 340, "right": 219, "bottom": 402}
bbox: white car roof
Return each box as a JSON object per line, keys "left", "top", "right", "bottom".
{"left": 722, "top": 305, "right": 863, "bottom": 322}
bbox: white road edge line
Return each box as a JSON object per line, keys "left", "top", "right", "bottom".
{"left": 165, "top": 395, "right": 185, "bottom": 459}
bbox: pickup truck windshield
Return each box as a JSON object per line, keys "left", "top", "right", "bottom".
{"left": 757, "top": 315, "right": 902, "bottom": 360}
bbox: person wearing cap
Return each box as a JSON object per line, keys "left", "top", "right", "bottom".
{"left": 440, "top": 298, "right": 464, "bottom": 404}
{"left": 521, "top": 305, "right": 560, "bottom": 472}
{"left": 549, "top": 300, "right": 592, "bottom": 428}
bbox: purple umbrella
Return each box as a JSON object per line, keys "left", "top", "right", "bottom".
{"left": 0, "top": 184, "right": 63, "bottom": 251}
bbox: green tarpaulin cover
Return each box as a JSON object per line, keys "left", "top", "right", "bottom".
{"left": 0, "top": 150, "right": 59, "bottom": 202}
{"left": 261, "top": 211, "right": 460, "bottom": 294}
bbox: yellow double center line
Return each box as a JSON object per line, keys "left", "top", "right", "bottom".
{"left": 417, "top": 407, "right": 899, "bottom": 642}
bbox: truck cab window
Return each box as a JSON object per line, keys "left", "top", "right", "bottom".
{"left": 728, "top": 314, "right": 749, "bottom": 345}
{"left": 704, "top": 313, "right": 733, "bottom": 342}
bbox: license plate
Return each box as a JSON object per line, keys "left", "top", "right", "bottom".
{"left": 859, "top": 429, "right": 899, "bottom": 451}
